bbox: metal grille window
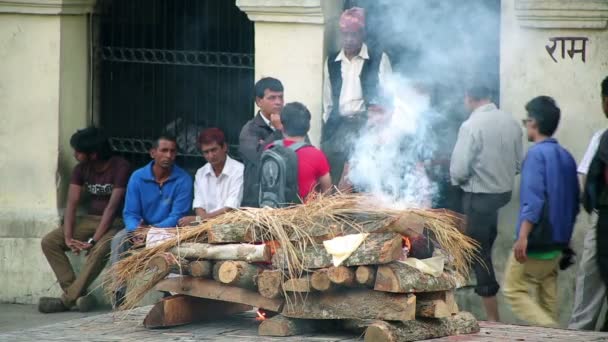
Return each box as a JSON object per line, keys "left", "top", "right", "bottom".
{"left": 93, "top": 0, "right": 254, "bottom": 173}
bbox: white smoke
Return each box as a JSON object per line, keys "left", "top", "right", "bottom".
{"left": 347, "top": 76, "right": 438, "bottom": 209}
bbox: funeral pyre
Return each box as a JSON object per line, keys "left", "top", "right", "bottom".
{"left": 106, "top": 194, "right": 480, "bottom": 341}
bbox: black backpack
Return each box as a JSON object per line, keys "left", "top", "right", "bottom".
{"left": 259, "top": 140, "right": 310, "bottom": 208}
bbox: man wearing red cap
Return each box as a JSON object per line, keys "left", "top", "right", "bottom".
{"left": 322, "top": 7, "right": 392, "bottom": 185}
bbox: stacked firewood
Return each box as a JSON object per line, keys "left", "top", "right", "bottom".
{"left": 143, "top": 215, "right": 480, "bottom": 342}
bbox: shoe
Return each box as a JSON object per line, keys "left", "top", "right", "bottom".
{"left": 38, "top": 297, "right": 69, "bottom": 313}
{"left": 76, "top": 294, "right": 96, "bottom": 312}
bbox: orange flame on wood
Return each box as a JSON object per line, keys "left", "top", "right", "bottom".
{"left": 256, "top": 309, "right": 267, "bottom": 321}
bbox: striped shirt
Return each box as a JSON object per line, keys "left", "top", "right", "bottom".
{"left": 450, "top": 103, "right": 523, "bottom": 194}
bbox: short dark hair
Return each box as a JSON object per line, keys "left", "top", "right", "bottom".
{"left": 197, "top": 128, "right": 226, "bottom": 146}
{"left": 152, "top": 134, "right": 178, "bottom": 149}
{"left": 254, "top": 77, "right": 284, "bottom": 99}
{"left": 602, "top": 76, "right": 608, "bottom": 98}
{"left": 69, "top": 127, "right": 113, "bottom": 160}
{"left": 525, "top": 96, "right": 561, "bottom": 137}
{"left": 281, "top": 102, "right": 311, "bottom": 137}
{"left": 465, "top": 85, "right": 492, "bottom": 101}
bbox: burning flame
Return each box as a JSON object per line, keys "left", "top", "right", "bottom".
{"left": 264, "top": 241, "right": 280, "bottom": 257}
{"left": 256, "top": 309, "right": 267, "bottom": 321}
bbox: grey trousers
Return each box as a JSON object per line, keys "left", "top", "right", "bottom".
{"left": 569, "top": 227, "right": 607, "bottom": 330}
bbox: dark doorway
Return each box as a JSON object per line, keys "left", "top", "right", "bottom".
{"left": 93, "top": 0, "right": 254, "bottom": 173}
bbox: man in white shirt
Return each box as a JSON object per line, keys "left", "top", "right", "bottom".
{"left": 569, "top": 75, "right": 608, "bottom": 330}
{"left": 321, "top": 7, "right": 392, "bottom": 184}
{"left": 179, "top": 128, "right": 244, "bottom": 226}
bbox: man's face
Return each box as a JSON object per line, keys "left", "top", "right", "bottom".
{"left": 201, "top": 141, "right": 227, "bottom": 167}
{"left": 73, "top": 151, "right": 89, "bottom": 163}
{"left": 150, "top": 139, "right": 177, "bottom": 169}
{"left": 342, "top": 30, "right": 364, "bottom": 56}
{"left": 256, "top": 89, "right": 284, "bottom": 118}
{"left": 463, "top": 95, "right": 475, "bottom": 113}
{"left": 523, "top": 117, "right": 537, "bottom": 142}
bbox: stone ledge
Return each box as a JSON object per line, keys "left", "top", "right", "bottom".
{"left": 236, "top": 0, "right": 327, "bottom": 24}
{"left": 0, "top": 0, "right": 96, "bottom": 15}
{"left": 0, "top": 208, "right": 60, "bottom": 239}
{"left": 516, "top": 0, "right": 608, "bottom": 29}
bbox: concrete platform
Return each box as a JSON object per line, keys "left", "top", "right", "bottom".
{"left": 1, "top": 304, "right": 608, "bottom": 341}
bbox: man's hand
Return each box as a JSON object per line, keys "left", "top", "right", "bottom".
{"left": 130, "top": 232, "right": 145, "bottom": 246}
{"left": 270, "top": 113, "right": 283, "bottom": 131}
{"left": 513, "top": 238, "right": 528, "bottom": 263}
{"left": 178, "top": 216, "right": 198, "bottom": 227}
{"left": 65, "top": 238, "right": 89, "bottom": 255}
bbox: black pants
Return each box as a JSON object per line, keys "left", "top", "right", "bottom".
{"left": 597, "top": 208, "right": 608, "bottom": 287}
{"left": 462, "top": 191, "right": 512, "bottom": 297}
{"left": 321, "top": 115, "right": 366, "bottom": 185}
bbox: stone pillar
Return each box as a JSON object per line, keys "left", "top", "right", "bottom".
{"left": 0, "top": 0, "right": 95, "bottom": 303}
{"left": 496, "top": 0, "right": 608, "bottom": 325}
{"left": 236, "top": 0, "right": 343, "bottom": 145}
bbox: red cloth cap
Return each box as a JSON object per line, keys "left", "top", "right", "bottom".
{"left": 339, "top": 7, "right": 365, "bottom": 33}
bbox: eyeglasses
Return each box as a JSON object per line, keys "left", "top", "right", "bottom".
{"left": 521, "top": 118, "right": 531, "bottom": 126}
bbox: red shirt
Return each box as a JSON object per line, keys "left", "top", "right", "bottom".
{"left": 267, "top": 139, "right": 330, "bottom": 200}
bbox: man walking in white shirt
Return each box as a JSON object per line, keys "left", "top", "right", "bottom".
{"left": 321, "top": 7, "right": 392, "bottom": 184}
{"left": 179, "top": 128, "right": 244, "bottom": 226}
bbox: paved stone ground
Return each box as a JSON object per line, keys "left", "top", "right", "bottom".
{"left": 1, "top": 306, "right": 608, "bottom": 342}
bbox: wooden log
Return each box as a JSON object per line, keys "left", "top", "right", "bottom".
{"left": 155, "top": 276, "right": 284, "bottom": 312}
{"left": 363, "top": 311, "right": 479, "bottom": 342}
{"left": 272, "top": 233, "right": 402, "bottom": 269}
{"left": 282, "top": 289, "right": 416, "bottom": 321}
{"left": 374, "top": 262, "right": 465, "bottom": 293}
{"left": 283, "top": 276, "right": 315, "bottom": 293}
{"left": 146, "top": 253, "right": 189, "bottom": 275}
{"left": 258, "top": 315, "right": 328, "bottom": 337}
{"left": 416, "top": 291, "right": 459, "bottom": 318}
{"left": 207, "top": 218, "right": 392, "bottom": 244}
{"left": 218, "top": 261, "right": 262, "bottom": 290}
{"left": 257, "top": 270, "right": 284, "bottom": 299}
{"left": 212, "top": 261, "right": 226, "bottom": 282}
{"left": 310, "top": 269, "right": 334, "bottom": 292}
{"left": 327, "top": 266, "right": 356, "bottom": 287}
{"left": 171, "top": 242, "right": 271, "bottom": 262}
{"left": 143, "top": 294, "right": 251, "bottom": 329}
{"left": 355, "top": 266, "right": 376, "bottom": 287}
{"left": 189, "top": 260, "right": 212, "bottom": 278}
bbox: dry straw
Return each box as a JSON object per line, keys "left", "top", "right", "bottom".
{"left": 104, "top": 193, "right": 478, "bottom": 310}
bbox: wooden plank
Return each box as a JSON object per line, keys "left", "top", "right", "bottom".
{"left": 258, "top": 315, "right": 328, "bottom": 337}
{"left": 155, "top": 276, "right": 284, "bottom": 312}
{"left": 272, "top": 233, "right": 403, "bottom": 270}
{"left": 282, "top": 289, "right": 416, "bottom": 321}
{"left": 143, "top": 294, "right": 251, "bottom": 329}
{"left": 416, "top": 291, "right": 459, "bottom": 318}
{"left": 257, "top": 270, "right": 284, "bottom": 299}
{"left": 171, "top": 242, "right": 271, "bottom": 262}
{"left": 363, "top": 311, "right": 479, "bottom": 342}
{"left": 374, "top": 262, "right": 465, "bottom": 293}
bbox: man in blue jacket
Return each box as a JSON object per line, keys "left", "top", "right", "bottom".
{"left": 503, "top": 96, "right": 579, "bottom": 327}
{"left": 110, "top": 134, "right": 192, "bottom": 307}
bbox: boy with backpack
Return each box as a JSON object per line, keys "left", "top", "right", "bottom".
{"left": 259, "top": 102, "right": 332, "bottom": 207}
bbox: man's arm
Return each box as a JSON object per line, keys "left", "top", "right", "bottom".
{"left": 63, "top": 184, "right": 83, "bottom": 251}
{"left": 123, "top": 177, "right": 143, "bottom": 232}
{"left": 92, "top": 188, "right": 126, "bottom": 241}
{"left": 238, "top": 124, "right": 282, "bottom": 168}
{"left": 318, "top": 173, "right": 332, "bottom": 193}
{"left": 513, "top": 152, "right": 546, "bottom": 263}
{"left": 154, "top": 177, "right": 193, "bottom": 228}
{"left": 323, "top": 59, "right": 333, "bottom": 123}
{"left": 450, "top": 124, "right": 475, "bottom": 186}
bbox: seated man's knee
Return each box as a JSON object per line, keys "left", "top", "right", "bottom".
{"left": 41, "top": 232, "right": 57, "bottom": 252}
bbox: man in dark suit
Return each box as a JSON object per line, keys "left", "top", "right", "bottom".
{"left": 238, "top": 77, "right": 285, "bottom": 207}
